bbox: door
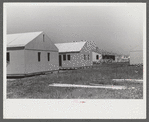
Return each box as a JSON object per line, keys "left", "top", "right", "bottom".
{"left": 59, "top": 55, "right": 62, "bottom": 67}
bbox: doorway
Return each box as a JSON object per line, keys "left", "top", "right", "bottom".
{"left": 59, "top": 55, "right": 62, "bottom": 67}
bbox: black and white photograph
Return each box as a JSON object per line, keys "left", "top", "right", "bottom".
{"left": 3, "top": 3, "right": 146, "bottom": 119}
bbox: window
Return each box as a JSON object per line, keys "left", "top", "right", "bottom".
{"left": 67, "top": 54, "right": 71, "bottom": 60}
{"left": 96, "top": 55, "right": 99, "bottom": 60}
{"left": 63, "top": 54, "right": 66, "bottom": 61}
{"left": 47, "top": 53, "right": 50, "bottom": 61}
{"left": 7, "top": 52, "right": 10, "bottom": 62}
{"left": 84, "top": 54, "right": 86, "bottom": 60}
{"left": 38, "top": 52, "right": 41, "bottom": 62}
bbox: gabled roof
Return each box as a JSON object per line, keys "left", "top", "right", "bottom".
{"left": 55, "top": 41, "right": 86, "bottom": 53}
{"left": 7, "top": 31, "right": 43, "bottom": 47}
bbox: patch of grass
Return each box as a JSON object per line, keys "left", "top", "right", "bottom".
{"left": 7, "top": 81, "right": 143, "bottom": 99}
{"left": 7, "top": 63, "right": 143, "bottom": 99}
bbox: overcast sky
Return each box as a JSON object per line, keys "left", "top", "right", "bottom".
{"left": 5, "top": 3, "right": 145, "bottom": 55}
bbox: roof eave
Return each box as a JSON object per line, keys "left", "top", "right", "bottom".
{"left": 59, "top": 51, "right": 80, "bottom": 54}
{"left": 7, "top": 46, "right": 25, "bottom": 50}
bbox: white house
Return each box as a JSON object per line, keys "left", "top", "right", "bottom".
{"left": 92, "top": 48, "right": 116, "bottom": 63}
{"left": 130, "top": 44, "right": 143, "bottom": 65}
{"left": 92, "top": 51, "right": 102, "bottom": 63}
{"left": 55, "top": 41, "right": 96, "bottom": 69}
{"left": 7, "top": 31, "right": 59, "bottom": 77}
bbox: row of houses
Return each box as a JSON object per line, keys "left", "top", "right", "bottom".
{"left": 6, "top": 31, "right": 143, "bottom": 77}
{"left": 7, "top": 31, "right": 97, "bottom": 77}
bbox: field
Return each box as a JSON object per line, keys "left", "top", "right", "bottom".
{"left": 7, "top": 63, "right": 143, "bottom": 99}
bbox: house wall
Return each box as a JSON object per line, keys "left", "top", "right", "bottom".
{"left": 92, "top": 52, "right": 102, "bottom": 63}
{"left": 60, "top": 53, "right": 81, "bottom": 68}
{"left": 48, "top": 51, "right": 59, "bottom": 70}
{"left": 60, "top": 42, "right": 93, "bottom": 68}
{"left": 24, "top": 32, "right": 59, "bottom": 74}
{"left": 80, "top": 42, "right": 93, "bottom": 66}
{"left": 7, "top": 50, "right": 25, "bottom": 75}
{"left": 130, "top": 51, "right": 143, "bottom": 65}
{"left": 24, "top": 50, "right": 59, "bottom": 74}
{"left": 59, "top": 52, "right": 91, "bottom": 68}
{"left": 25, "top": 32, "right": 58, "bottom": 51}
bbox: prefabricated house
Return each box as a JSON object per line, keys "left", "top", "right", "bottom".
{"left": 7, "top": 31, "right": 59, "bottom": 77}
{"left": 92, "top": 48, "right": 115, "bottom": 63}
{"left": 55, "top": 41, "right": 96, "bottom": 69}
{"left": 130, "top": 44, "right": 143, "bottom": 65}
{"left": 92, "top": 51, "right": 102, "bottom": 63}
